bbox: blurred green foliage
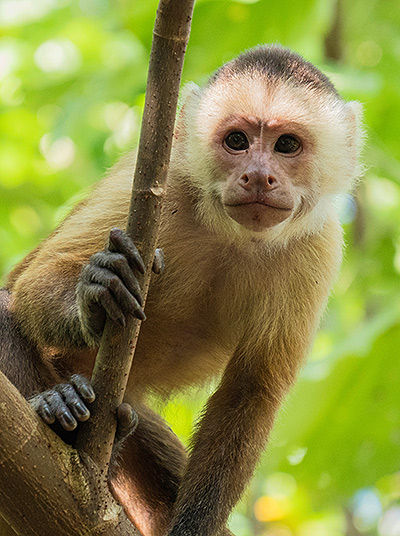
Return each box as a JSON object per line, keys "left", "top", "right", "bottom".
{"left": 1, "top": 0, "right": 400, "bottom": 534}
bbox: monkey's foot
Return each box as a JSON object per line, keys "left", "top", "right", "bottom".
{"left": 115, "top": 402, "right": 139, "bottom": 442}
{"left": 29, "top": 374, "right": 95, "bottom": 431}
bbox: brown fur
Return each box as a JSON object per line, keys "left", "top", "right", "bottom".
{"left": 3, "top": 46, "right": 362, "bottom": 536}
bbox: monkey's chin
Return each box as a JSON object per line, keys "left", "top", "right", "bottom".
{"left": 224, "top": 203, "right": 292, "bottom": 232}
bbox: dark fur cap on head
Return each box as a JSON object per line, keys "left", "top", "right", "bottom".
{"left": 210, "top": 44, "right": 339, "bottom": 97}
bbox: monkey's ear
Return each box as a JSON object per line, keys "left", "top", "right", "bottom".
{"left": 175, "top": 83, "right": 202, "bottom": 139}
{"left": 345, "top": 101, "right": 364, "bottom": 133}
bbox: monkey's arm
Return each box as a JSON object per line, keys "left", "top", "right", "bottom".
{"left": 10, "top": 257, "right": 88, "bottom": 349}
{"left": 168, "top": 348, "right": 294, "bottom": 536}
{"left": 7, "top": 157, "right": 138, "bottom": 350}
{"left": 168, "top": 241, "right": 340, "bottom": 536}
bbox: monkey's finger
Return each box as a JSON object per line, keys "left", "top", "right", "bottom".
{"left": 106, "top": 271, "right": 146, "bottom": 320}
{"left": 108, "top": 228, "right": 145, "bottom": 275}
{"left": 44, "top": 390, "right": 77, "bottom": 431}
{"left": 56, "top": 383, "right": 90, "bottom": 422}
{"left": 88, "top": 267, "right": 146, "bottom": 321}
{"left": 90, "top": 252, "right": 144, "bottom": 306}
{"left": 30, "top": 395, "right": 55, "bottom": 425}
{"left": 84, "top": 283, "right": 125, "bottom": 326}
{"left": 152, "top": 248, "right": 164, "bottom": 274}
{"left": 38, "top": 399, "right": 55, "bottom": 425}
{"left": 116, "top": 403, "right": 139, "bottom": 441}
{"left": 70, "top": 374, "right": 95, "bottom": 403}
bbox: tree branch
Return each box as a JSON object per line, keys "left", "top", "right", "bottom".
{"left": 74, "top": 0, "right": 195, "bottom": 470}
{"left": 323, "top": 0, "right": 367, "bottom": 248}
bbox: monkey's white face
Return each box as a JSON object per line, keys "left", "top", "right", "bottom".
{"left": 181, "top": 73, "right": 362, "bottom": 240}
{"left": 212, "top": 114, "right": 314, "bottom": 232}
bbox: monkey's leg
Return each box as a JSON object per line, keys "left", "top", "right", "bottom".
{"left": 30, "top": 379, "right": 181, "bottom": 536}
{"left": 110, "top": 403, "right": 185, "bottom": 536}
{"left": 31, "top": 374, "right": 233, "bottom": 536}
{"left": 29, "top": 376, "right": 178, "bottom": 536}
{"left": 110, "top": 403, "right": 234, "bottom": 536}
{"left": 0, "top": 290, "right": 63, "bottom": 534}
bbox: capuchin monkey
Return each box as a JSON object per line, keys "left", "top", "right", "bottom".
{"left": 0, "top": 45, "right": 363, "bottom": 536}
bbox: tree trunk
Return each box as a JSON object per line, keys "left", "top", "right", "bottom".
{"left": 0, "top": 371, "right": 138, "bottom": 536}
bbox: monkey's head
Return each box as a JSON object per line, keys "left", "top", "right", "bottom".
{"left": 177, "top": 45, "right": 363, "bottom": 241}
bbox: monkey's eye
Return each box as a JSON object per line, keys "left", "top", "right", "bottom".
{"left": 274, "top": 135, "right": 301, "bottom": 154}
{"left": 224, "top": 131, "right": 249, "bottom": 152}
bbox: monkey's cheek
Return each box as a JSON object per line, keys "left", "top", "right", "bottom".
{"left": 225, "top": 205, "right": 292, "bottom": 232}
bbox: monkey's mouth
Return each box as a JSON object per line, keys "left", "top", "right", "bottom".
{"left": 224, "top": 201, "right": 293, "bottom": 211}
{"left": 223, "top": 201, "right": 293, "bottom": 231}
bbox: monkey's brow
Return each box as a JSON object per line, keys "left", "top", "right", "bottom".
{"left": 221, "top": 114, "right": 309, "bottom": 131}
{"left": 239, "top": 115, "right": 262, "bottom": 127}
{"left": 267, "top": 118, "right": 301, "bottom": 128}
{"left": 220, "top": 114, "right": 261, "bottom": 128}
{"left": 265, "top": 119, "right": 312, "bottom": 136}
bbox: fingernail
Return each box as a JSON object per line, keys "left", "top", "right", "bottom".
{"left": 109, "top": 228, "right": 120, "bottom": 240}
{"left": 63, "top": 412, "right": 75, "bottom": 425}
{"left": 62, "top": 414, "right": 77, "bottom": 430}
{"left": 136, "top": 257, "right": 145, "bottom": 274}
{"left": 44, "top": 409, "right": 54, "bottom": 423}
{"left": 76, "top": 402, "right": 89, "bottom": 417}
{"left": 82, "top": 387, "right": 95, "bottom": 401}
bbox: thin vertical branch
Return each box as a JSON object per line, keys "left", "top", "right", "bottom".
{"left": 75, "top": 0, "right": 195, "bottom": 470}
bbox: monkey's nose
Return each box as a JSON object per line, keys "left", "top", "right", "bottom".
{"left": 238, "top": 173, "right": 277, "bottom": 190}
{"left": 238, "top": 174, "right": 251, "bottom": 190}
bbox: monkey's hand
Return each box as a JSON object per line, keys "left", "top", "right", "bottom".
{"left": 30, "top": 374, "right": 138, "bottom": 442}
{"left": 29, "top": 373, "right": 95, "bottom": 431}
{"left": 76, "top": 227, "right": 164, "bottom": 346}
